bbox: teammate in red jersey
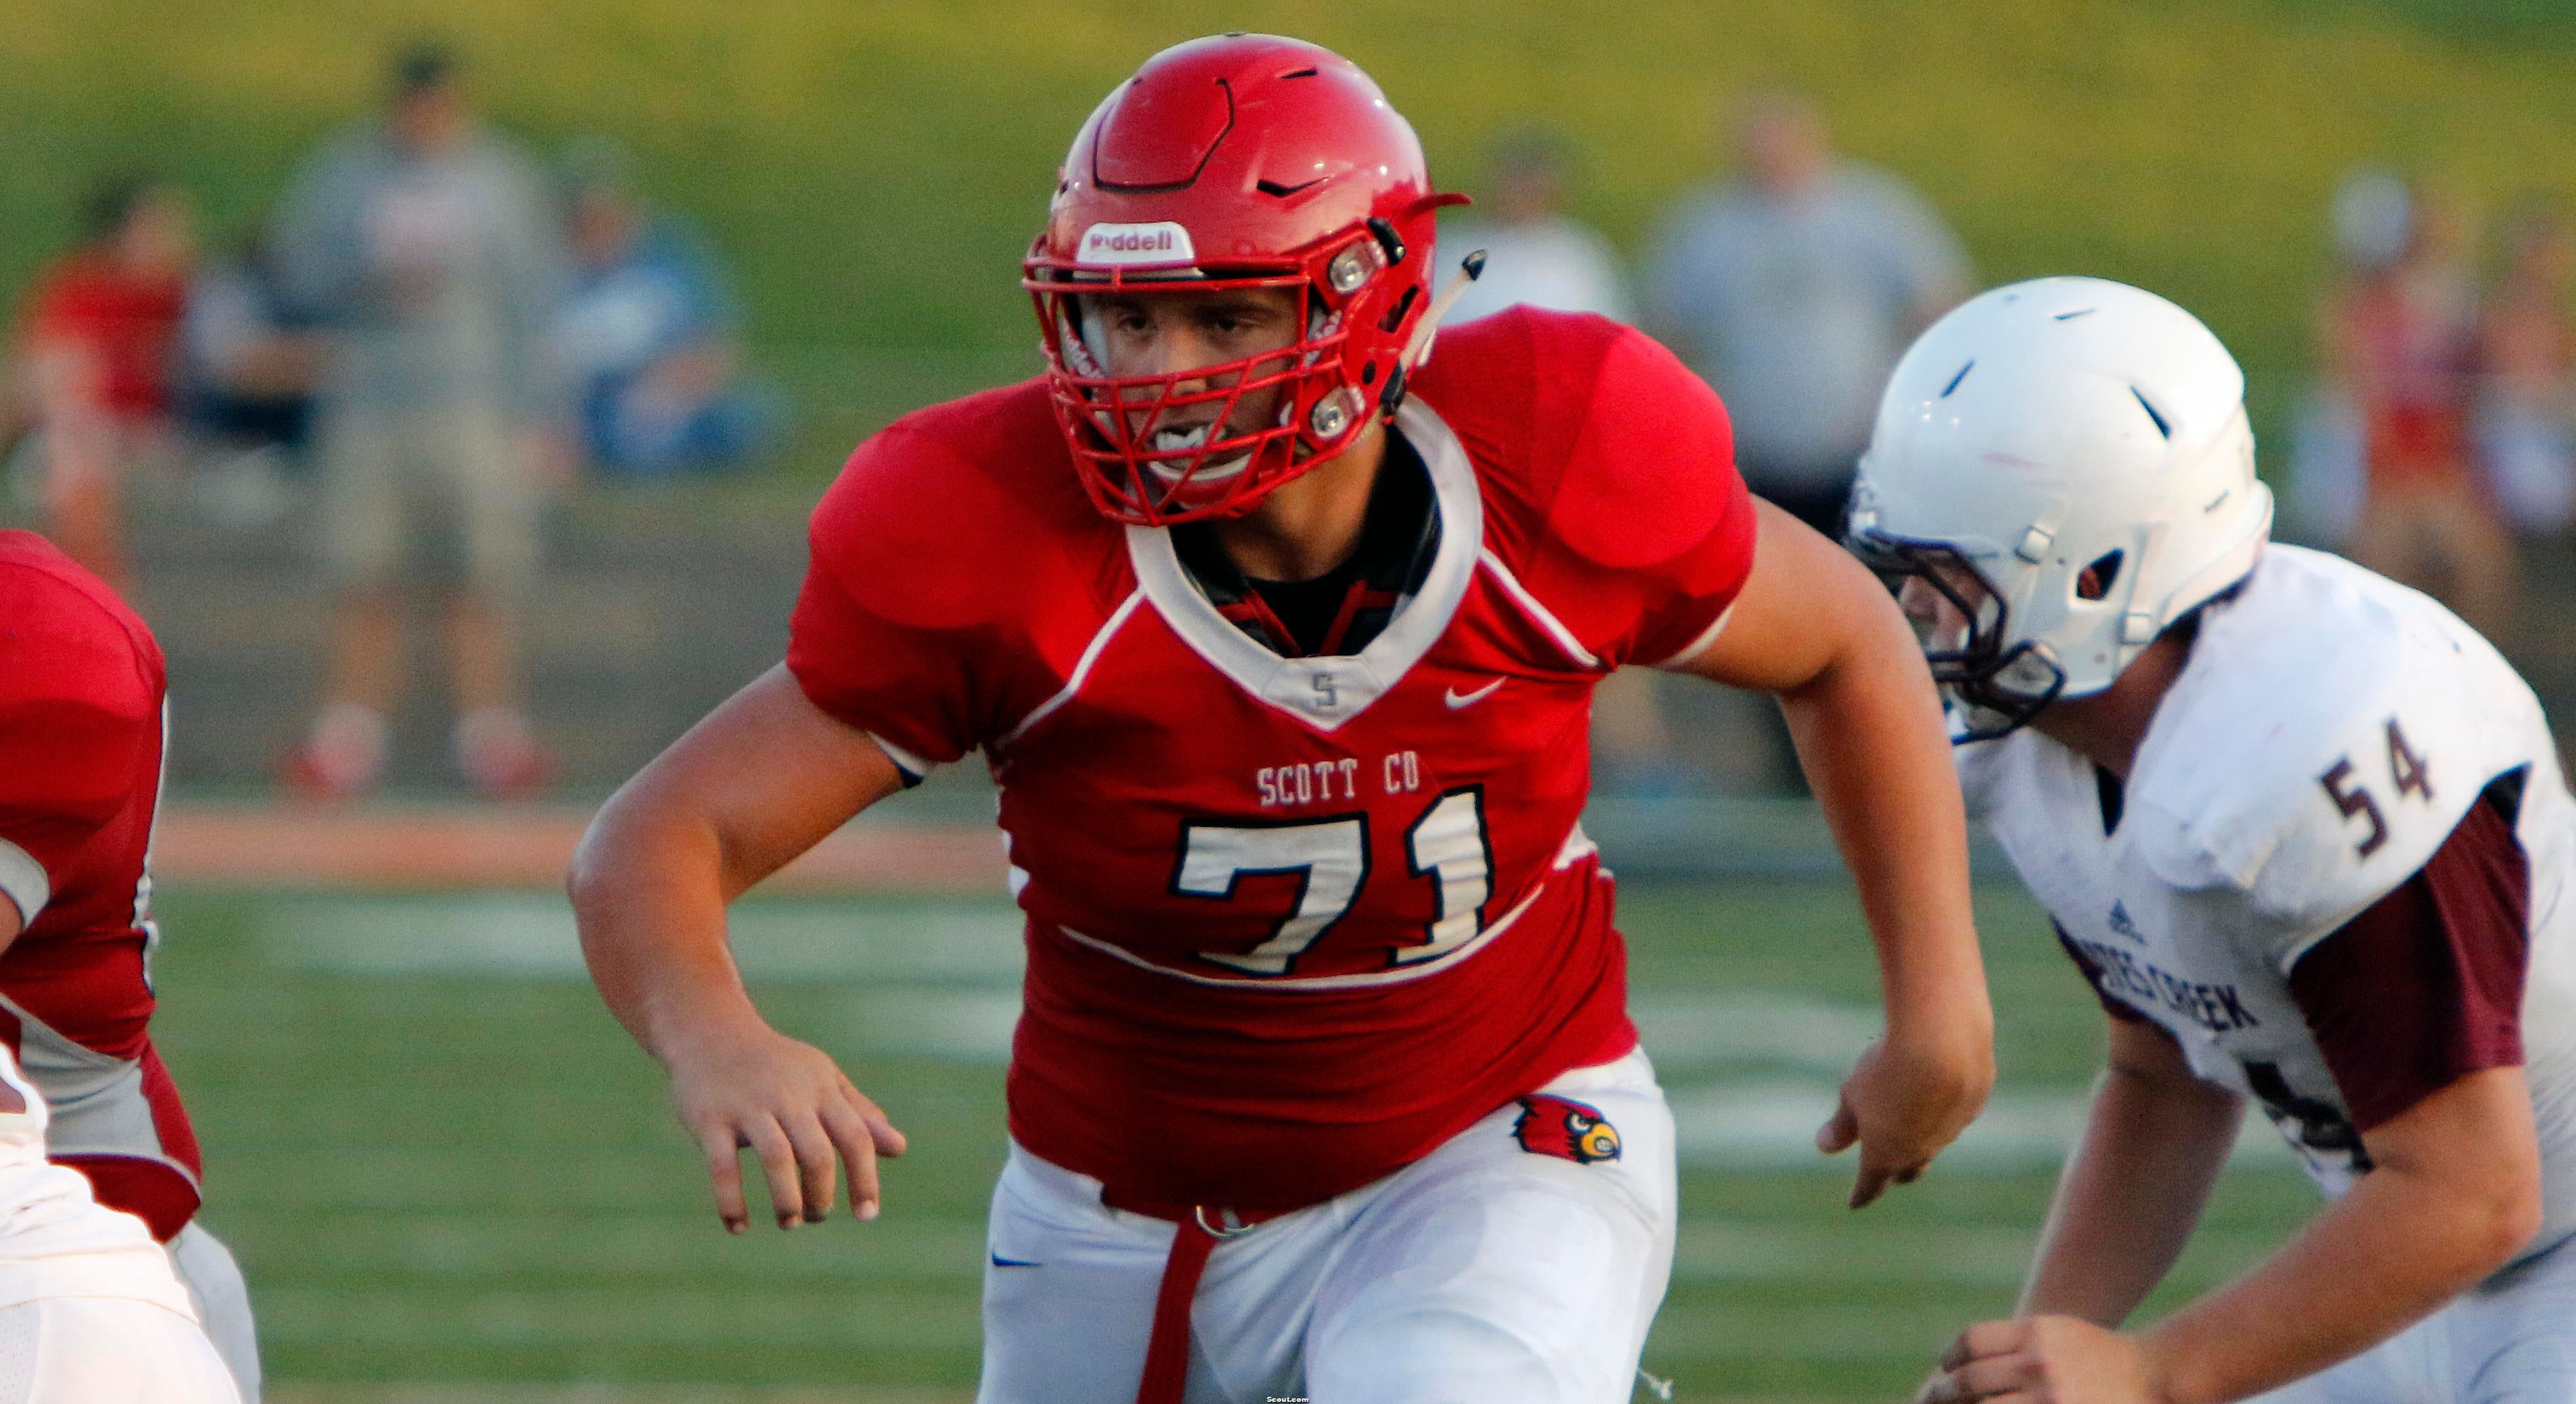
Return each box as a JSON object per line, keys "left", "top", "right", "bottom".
{"left": 573, "top": 34, "right": 1994, "bottom": 1402}
{"left": 0, "top": 529, "right": 260, "bottom": 1400}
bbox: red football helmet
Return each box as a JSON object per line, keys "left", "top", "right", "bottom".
{"left": 1025, "top": 34, "right": 1465, "bottom": 525}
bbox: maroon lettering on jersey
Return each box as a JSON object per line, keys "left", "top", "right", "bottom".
{"left": 1512, "top": 1093, "right": 1622, "bottom": 1164}
{"left": 2052, "top": 919, "right": 2153, "bottom": 1024}
{"left": 788, "top": 308, "right": 1756, "bottom": 1212}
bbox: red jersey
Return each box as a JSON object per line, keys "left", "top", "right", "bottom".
{"left": 0, "top": 531, "right": 200, "bottom": 1237}
{"left": 19, "top": 253, "right": 188, "bottom": 422}
{"left": 789, "top": 310, "right": 1756, "bottom": 1212}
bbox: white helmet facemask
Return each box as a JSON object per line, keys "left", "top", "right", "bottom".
{"left": 1844, "top": 277, "right": 2274, "bottom": 741}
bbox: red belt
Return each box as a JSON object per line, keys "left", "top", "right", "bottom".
{"left": 1099, "top": 1188, "right": 1292, "bottom": 1404}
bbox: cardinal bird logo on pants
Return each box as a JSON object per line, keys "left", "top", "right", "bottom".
{"left": 1512, "top": 1094, "right": 1621, "bottom": 1164}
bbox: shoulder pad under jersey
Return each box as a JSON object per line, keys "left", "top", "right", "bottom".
{"left": 2126, "top": 546, "right": 2544, "bottom": 970}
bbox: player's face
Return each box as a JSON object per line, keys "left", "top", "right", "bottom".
{"left": 1081, "top": 287, "right": 1304, "bottom": 450}
{"left": 1894, "top": 558, "right": 2000, "bottom": 660}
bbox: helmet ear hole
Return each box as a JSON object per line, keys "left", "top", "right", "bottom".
{"left": 2076, "top": 549, "right": 2123, "bottom": 601}
{"left": 1378, "top": 284, "right": 1420, "bottom": 334}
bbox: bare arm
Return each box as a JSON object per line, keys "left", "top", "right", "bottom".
{"left": 1677, "top": 498, "right": 1996, "bottom": 1205}
{"left": 2140, "top": 1066, "right": 2541, "bottom": 1403}
{"left": 569, "top": 665, "right": 912, "bottom": 1231}
{"left": 2018, "top": 1016, "right": 2244, "bottom": 1326}
{"left": 1938, "top": 1066, "right": 2543, "bottom": 1404}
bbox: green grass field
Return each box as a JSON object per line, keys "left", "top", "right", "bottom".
{"left": 149, "top": 875, "right": 2318, "bottom": 1400}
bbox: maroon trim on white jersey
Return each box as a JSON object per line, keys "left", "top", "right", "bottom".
{"left": 2052, "top": 917, "right": 2153, "bottom": 1025}
{"left": 2289, "top": 780, "right": 2532, "bottom": 1131}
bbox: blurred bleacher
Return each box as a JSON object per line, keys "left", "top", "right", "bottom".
{"left": 125, "top": 469, "right": 805, "bottom": 797}
{"left": 106, "top": 445, "right": 2576, "bottom": 820}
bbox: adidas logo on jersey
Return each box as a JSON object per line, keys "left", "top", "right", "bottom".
{"left": 2108, "top": 899, "right": 2143, "bottom": 944}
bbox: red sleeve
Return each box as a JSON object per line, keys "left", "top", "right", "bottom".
{"left": 2288, "top": 786, "right": 2531, "bottom": 1131}
{"left": 1623, "top": 470, "right": 1757, "bottom": 667}
{"left": 1518, "top": 323, "right": 1758, "bottom": 667}
{"left": 786, "top": 430, "right": 1006, "bottom": 776}
{"left": 0, "top": 574, "right": 157, "bottom": 924}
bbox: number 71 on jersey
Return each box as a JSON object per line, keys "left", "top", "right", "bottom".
{"left": 1174, "top": 786, "right": 1492, "bottom": 976}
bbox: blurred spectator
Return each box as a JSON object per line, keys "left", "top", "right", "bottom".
{"left": 6, "top": 178, "right": 195, "bottom": 591}
{"left": 1643, "top": 88, "right": 1971, "bottom": 536}
{"left": 555, "top": 139, "right": 782, "bottom": 481}
{"left": 2323, "top": 178, "right": 2514, "bottom": 640}
{"left": 2286, "top": 169, "right": 2413, "bottom": 547}
{"left": 1441, "top": 127, "right": 1634, "bottom": 324}
{"left": 179, "top": 232, "right": 321, "bottom": 529}
{"left": 273, "top": 41, "right": 569, "bottom": 799}
{"left": 2475, "top": 200, "right": 2576, "bottom": 539}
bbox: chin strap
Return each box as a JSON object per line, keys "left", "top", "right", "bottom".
{"left": 1399, "top": 248, "right": 1487, "bottom": 371}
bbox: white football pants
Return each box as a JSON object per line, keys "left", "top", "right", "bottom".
{"left": 169, "top": 1222, "right": 260, "bottom": 1403}
{"left": 0, "top": 1296, "right": 240, "bottom": 1404}
{"left": 976, "top": 1049, "right": 1677, "bottom": 1404}
{"left": 2249, "top": 1228, "right": 2576, "bottom": 1404}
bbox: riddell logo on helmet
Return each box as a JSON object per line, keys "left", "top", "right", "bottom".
{"left": 1078, "top": 221, "right": 1198, "bottom": 266}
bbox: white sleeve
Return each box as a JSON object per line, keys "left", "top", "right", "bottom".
{"left": 2133, "top": 695, "right": 2491, "bottom": 976}
{"left": 1952, "top": 730, "right": 2015, "bottom": 824}
{"left": 0, "top": 837, "right": 49, "bottom": 929}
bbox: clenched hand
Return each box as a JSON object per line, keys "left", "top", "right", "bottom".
{"left": 1815, "top": 1029, "right": 1991, "bottom": 1208}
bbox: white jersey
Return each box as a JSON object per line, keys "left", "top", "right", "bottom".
{"left": 0, "top": 1040, "right": 199, "bottom": 1316}
{"left": 1963, "top": 544, "right": 2576, "bottom": 1257}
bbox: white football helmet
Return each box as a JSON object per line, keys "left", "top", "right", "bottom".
{"left": 1845, "top": 277, "right": 2273, "bottom": 739}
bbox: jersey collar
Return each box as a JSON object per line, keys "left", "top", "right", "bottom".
{"left": 1126, "top": 396, "right": 1483, "bottom": 732}
{"left": 1168, "top": 429, "right": 1438, "bottom": 658}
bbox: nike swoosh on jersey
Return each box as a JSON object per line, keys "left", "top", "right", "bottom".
{"left": 1445, "top": 679, "right": 1505, "bottom": 709}
{"left": 990, "top": 1252, "right": 1042, "bottom": 1268}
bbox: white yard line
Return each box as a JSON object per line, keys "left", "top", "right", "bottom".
{"left": 265, "top": 894, "right": 1027, "bottom": 983}
{"left": 259, "top": 897, "right": 2305, "bottom": 1178}
{"left": 1669, "top": 1082, "right": 2300, "bottom": 1173}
